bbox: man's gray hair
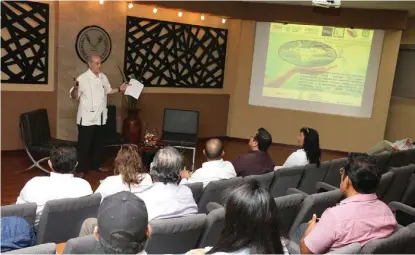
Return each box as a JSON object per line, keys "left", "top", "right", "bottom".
{"left": 150, "top": 146, "right": 184, "bottom": 184}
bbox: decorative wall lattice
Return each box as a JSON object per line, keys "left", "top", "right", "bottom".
{"left": 1, "top": 1, "right": 49, "bottom": 84}
{"left": 124, "top": 16, "right": 228, "bottom": 89}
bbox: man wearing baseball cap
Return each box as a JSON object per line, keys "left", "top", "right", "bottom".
{"left": 93, "top": 191, "right": 150, "bottom": 254}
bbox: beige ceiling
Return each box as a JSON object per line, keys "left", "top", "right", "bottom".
{"left": 253, "top": 1, "right": 415, "bottom": 16}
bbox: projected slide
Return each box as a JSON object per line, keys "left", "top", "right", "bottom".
{"left": 264, "top": 23, "right": 374, "bottom": 106}
{"left": 249, "top": 22, "right": 384, "bottom": 118}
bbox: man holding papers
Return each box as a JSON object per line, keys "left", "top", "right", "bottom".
{"left": 70, "top": 54, "right": 129, "bottom": 177}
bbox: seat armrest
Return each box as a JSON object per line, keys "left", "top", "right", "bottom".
{"left": 206, "top": 202, "right": 223, "bottom": 213}
{"left": 316, "top": 182, "right": 338, "bottom": 192}
{"left": 389, "top": 201, "right": 415, "bottom": 216}
{"left": 286, "top": 188, "right": 308, "bottom": 196}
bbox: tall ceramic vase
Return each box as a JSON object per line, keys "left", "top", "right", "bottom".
{"left": 122, "top": 109, "right": 142, "bottom": 144}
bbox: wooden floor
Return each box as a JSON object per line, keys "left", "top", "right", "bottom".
{"left": 1, "top": 139, "right": 346, "bottom": 206}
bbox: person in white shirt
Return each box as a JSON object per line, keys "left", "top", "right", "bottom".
{"left": 186, "top": 180, "right": 289, "bottom": 255}
{"left": 16, "top": 146, "right": 93, "bottom": 227}
{"left": 95, "top": 144, "right": 153, "bottom": 201}
{"left": 79, "top": 146, "right": 198, "bottom": 237}
{"left": 179, "top": 138, "right": 236, "bottom": 187}
{"left": 69, "top": 54, "right": 129, "bottom": 177}
{"left": 275, "top": 127, "right": 321, "bottom": 170}
{"left": 141, "top": 146, "right": 198, "bottom": 221}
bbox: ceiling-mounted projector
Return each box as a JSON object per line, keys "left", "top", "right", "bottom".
{"left": 312, "top": 0, "right": 341, "bottom": 8}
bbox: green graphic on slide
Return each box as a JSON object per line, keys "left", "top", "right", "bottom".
{"left": 278, "top": 40, "right": 337, "bottom": 67}
{"left": 264, "top": 23, "right": 375, "bottom": 107}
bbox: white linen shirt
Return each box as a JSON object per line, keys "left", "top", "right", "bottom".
{"left": 136, "top": 182, "right": 198, "bottom": 221}
{"left": 16, "top": 172, "right": 93, "bottom": 226}
{"left": 274, "top": 149, "right": 309, "bottom": 170}
{"left": 69, "top": 69, "right": 112, "bottom": 126}
{"left": 180, "top": 159, "right": 237, "bottom": 187}
{"left": 95, "top": 174, "right": 153, "bottom": 201}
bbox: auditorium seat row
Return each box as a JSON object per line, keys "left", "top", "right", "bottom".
{"left": 4, "top": 189, "right": 415, "bottom": 254}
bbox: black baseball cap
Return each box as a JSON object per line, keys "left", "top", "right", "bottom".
{"left": 97, "top": 191, "right": 148, "bottom": 250}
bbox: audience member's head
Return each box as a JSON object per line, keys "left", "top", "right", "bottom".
{"left": 95, "top": 191, "right": 150, "bottom": 254}
{"left": 299, "top": 127, "right": 321, "bottom": 167}
{"left": 208, "top": 180, "right": 285, "bottom": 254}
{"left": 249, "top": 128, "right": 272, "bottom": 152}
{"left": 48, "top": 146, "right": 78, "bottom": 174}
{"left": 150, "top": 146, "right": 184, "bottom": 184}
{"left": 203, "top": 138, "right": 224, "bottom": 161}
{"left": 114, "top": 144, "right": 146, "bottom": 189}
{"left": 340, "top": 153, "right": 381, "bottom": 196}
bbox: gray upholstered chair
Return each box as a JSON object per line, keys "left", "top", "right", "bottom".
{"left": 63, "top": 235, "right": 102, "bottom": 254}
{"left": 297, "top": 162, "right": 330, "bottom": 194}
{"left": 359, "top": 226, "right": 412, "bottom": 253}
{"left": 36, "top": 193, "right": 101, "bottom": 244}
{"left": 408, "top": 148, "right": 415, "bottom": 164}
{"left": 270, "top": 166, "right": 304, "bottom": 198}
{"left": 274, "top": 193, "right": 306, "bottom": 234}
{"left": 389, "top": 201, "right": 415, "bottom": 227}
{"left": 382, "top": 164, "right": 415, "bottom": 204}
{"left": 376, "top": 171, "right": 394, "bottom": 200}
{"left": 389, "top": 150, "right": 412, "bottom": 168}
{"left": 402, "top": 174, "right": 415, "bottom": 206}
{"left": 197, "top": 177, "right": 243, "bottom": 213}
{"left": 184, "top": 182, "right": 204, "bottom": 203}
{"left": 197, "top": 207, "right": 225, "bottom": 248}
{"left": 322, "top": 158, "right": 347, "bottom": 187}
{"left": 146, "top": 214, "right": 207, "bottom": 254}
{"left": 402, "top": 223, "right": 415, "bottom": 253}
{"left": 243, "top": 171, "right": 275, "bottom": 191}
{"left": 4, "top": 243, "right": 56, "bottom": 254}
{"left": 1, "top": 203, "right": 37, "bottom": 228}
{"left": 286, "top": 190, "right": 343, "bottom": 254}
{"left": 288, "top": 190, "right": 343, "bottom": 244}
{"left": 373, "top": 151, "right": 391, "bottom": 174}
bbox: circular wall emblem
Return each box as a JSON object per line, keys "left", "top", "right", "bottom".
{"left": 75, "top": 25, "right": 112, "bottom": 64}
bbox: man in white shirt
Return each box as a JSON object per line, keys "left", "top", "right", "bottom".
{"left": 16, "top": 146, "right": 93, "bottom": 227}
{"left": 140, "top": 146, "right": 198, "bottom": 221}
{"left": 180, "top": 138, "right": 236, "bottom": 187}
{"left": 70, "top": 54, "right": 129, "bottom": 176}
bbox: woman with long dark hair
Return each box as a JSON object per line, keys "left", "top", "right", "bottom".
{"left": 275, "top": 127, "right": 321, "bottom": 170}
{"left": 188, "top": 180, "right": 289, "bottom": 254}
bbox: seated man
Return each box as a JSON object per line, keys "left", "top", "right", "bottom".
{"left": 180, "top": 138, "right": 236, "bottom": 187}
{"left": 141, "top": 146, "right": 198, "bottom": 220}
{"left": 367, "top": 138, "right": 413, "bottom": 155}
{"left": 231, "top": 128, "right": 275, "bottom": 177}
{"left": 16, "top": 146, "right": 93, "bottom": 226}
{"left": 76, "top": 191, "right": 150, "bottom": 254}
{"left": 79, "top": 146, "right": 198, "bottom": 237}
{"left": 300, "top": 153, "right": 397, "bottom": 254}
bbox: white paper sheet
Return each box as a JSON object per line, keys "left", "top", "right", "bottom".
{"left": 125, "top": 79, "right": 144, "bottom": 99}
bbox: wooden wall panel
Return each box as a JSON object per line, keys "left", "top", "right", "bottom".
{"left": 135, "top": 93, "right": 229, "bottom": 138}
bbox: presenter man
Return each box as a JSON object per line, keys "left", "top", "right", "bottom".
{"left": 70, "top": 54, "right": 129, "bottom": 176}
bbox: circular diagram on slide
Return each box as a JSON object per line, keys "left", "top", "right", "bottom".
{"left": 278, "top": 40, "right": 337, "bottom": 67}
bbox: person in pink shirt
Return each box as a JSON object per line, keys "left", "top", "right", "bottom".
{"left": 300, "top": 153, "right": 397, "bottom": 254}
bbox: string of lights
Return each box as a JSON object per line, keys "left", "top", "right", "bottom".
{"left": 99, "top": 0, "right": 227, "bottom": 24}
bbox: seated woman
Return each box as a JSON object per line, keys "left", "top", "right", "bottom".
{"left": 188, "top": 180, "right": 289, "bottom": 254}
{"left": 95, "top": 144, "right": 153, "bottom": 200}
{"left": 275, "top": 127, "right": 321, "bottom": 170}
